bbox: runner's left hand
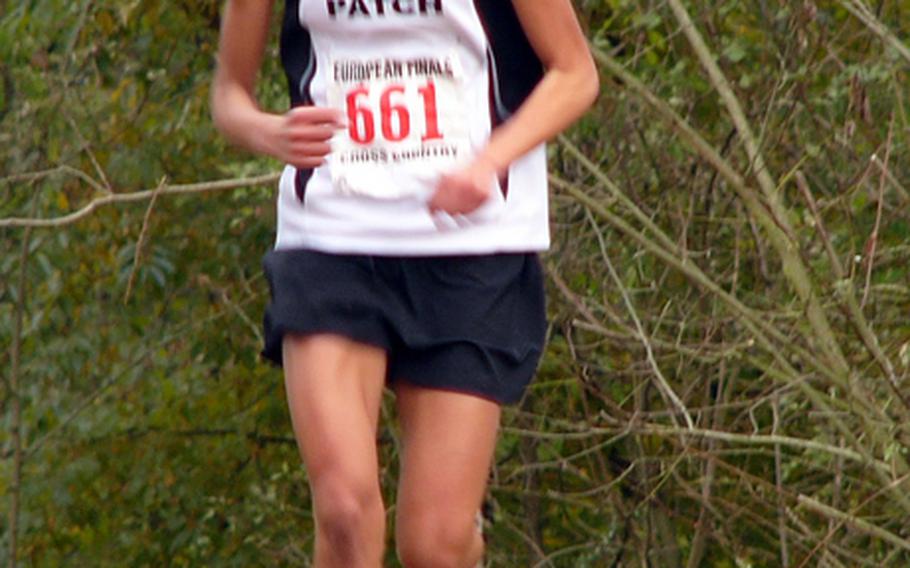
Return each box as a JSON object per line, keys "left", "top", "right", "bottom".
{"left": 428, "top": 157, "right": 497, "bottom": 215}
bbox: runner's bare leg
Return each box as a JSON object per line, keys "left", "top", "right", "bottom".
{"left": 392, "top": 383, "right": 500, "bottom": 568}
{"left": 283, "top": 334, "right": 388, "bottom": 568}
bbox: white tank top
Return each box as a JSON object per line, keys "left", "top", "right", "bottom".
{"left": 276, "top": 0, "right": 549, "bottom": 255}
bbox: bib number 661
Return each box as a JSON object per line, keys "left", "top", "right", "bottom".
{"left": 345, "top": 81, "right": 444, "bottom": 145}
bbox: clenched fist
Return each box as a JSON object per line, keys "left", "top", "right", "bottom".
{"left": 263, "top": 106, "right": 345, "bottom": 169}
{"left": 429, "top": 155, "right": 499, "bottom": 215}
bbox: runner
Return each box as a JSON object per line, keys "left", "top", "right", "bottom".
{"left": 211, "top": 2, "right": 598, "bottom": 566}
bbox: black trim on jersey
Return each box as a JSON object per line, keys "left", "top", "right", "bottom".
{"left": 293, "top": 169, "right": 313, "bottom": 204}
{"left": 472, "top": 0, "right": 544, "bottom": 121}
{"left": 473, "top": 1, "right": 544, "bottom": 198}
{"left": 281, "top": 0, "right": 316, "bottom": 203}
{"left": 484, "top": 49, "right": 510, "bottom": 198}
{"left": 281, "top": 0, "right": 315, "bottom": 107}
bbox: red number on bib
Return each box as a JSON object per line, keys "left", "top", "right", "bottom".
{"left": 418, "top": 82, "right": 443, "bottom": 142}
{"left": 380, "top": 85, "right": 410, "bottom": 142}
{"left": 345, "top": 82, "right": 443, "bottom": 145}
{"left": 346, "top": 85, "right": 375, "bottom": 144}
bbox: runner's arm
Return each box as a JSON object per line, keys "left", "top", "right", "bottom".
{"left": 429, "top": 0, "right": 598, "bottom": 214}
{"left": 211, "top": 0, "right": 340, "bottom": 168}
{"left": 480, "top": 0, "right": 599, "bottom": 173}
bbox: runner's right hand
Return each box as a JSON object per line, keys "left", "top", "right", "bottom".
{"left": 264, "top": 106, "right": 345, "bottom": 169}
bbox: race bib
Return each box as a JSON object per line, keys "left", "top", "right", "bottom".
{"left": 326, "top": 54, "right": 472, "bottom": 199}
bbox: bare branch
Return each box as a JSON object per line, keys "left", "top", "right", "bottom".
{"left": 0, "top": 164, "right": 107, "bottom": 194}
{"left": 631, "top": 424, "right": 893, "bottom": 475}
{"left": 585, "top": 208, "right": 694, "bottom": 430}
{"left": 6, "top": 197, "right": 36, "bottom": 568}
{"left": 665, "top": 0, "right": 853, "bottom": 394}
{"left": 123, "top": 176, "right": 167, "bottom": 304}
{"left": 0, "top": 172, "right": 282, "bottom": 229}
{"left": 838, "top": 0, "right": 910, "bottom": 66}
{"left": 798, "top": 493, "right": 910, "bottom": 553}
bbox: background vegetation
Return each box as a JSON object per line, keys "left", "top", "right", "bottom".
{"left": 2, "top": 0, "right": 909, "bottom": 566}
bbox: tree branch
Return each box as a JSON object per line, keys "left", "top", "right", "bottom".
{"left": 665, "top": 0, "right": 853, "bottom": 402}
{"left": 0, "top": 172, "right": 282, "bottom": 229}
{"left": 838, "top": 0, "right": 910, "bottom": 65}
{"left": 6, "top": 203, "right": 34, "bottom": 568}
{"left": 797, "top": 493, "right": 910, "bottom": 553}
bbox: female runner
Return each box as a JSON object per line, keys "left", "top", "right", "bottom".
{"left": 212, "top": 1, "right": 598, "bottom": 566}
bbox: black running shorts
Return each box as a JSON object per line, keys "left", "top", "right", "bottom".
{"left": 261, "top": 249, "right": 547, "bottom": 405}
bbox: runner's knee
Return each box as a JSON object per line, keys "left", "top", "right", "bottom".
{"left": 396, "top": 510, "right": 477, "bottom": 568}
{"left": 312, "top": 474, "right": 384, "bottom": 548}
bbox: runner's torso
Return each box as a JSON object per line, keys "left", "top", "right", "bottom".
{"left": 276, "top": 0, "right": 550, "bottom": 255}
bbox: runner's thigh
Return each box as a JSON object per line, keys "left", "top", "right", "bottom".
{"left": 282, "top": 333, "right": 388, "bottom": 487}
{"left": 394, "top": 383, "right": 501, "bottom": 524}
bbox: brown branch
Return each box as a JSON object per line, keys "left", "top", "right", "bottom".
{"left": 549, "top": 175, "right": 847, "bottom": 413}
{"left": 584, "top": 208, "right": 694, "bottom": 430}
{"left": 0, "top": 164, "right": 108, "bottom": 195}
{"left": 795, "top": 172, "right": 845, "bottom": 278}
{"left": 0, "top": 172, "right": 281, "bottom": 229}
{"left": 123, "top": 176, "right": 166, "bottom": 304}
{"left": 838, "top": 0, "right": 910, "bottom": 65}
{"left": 62, "top": 105, "right": 113, "bottom": 194}
{"left": 7, "top": 202, "right": 35, "bottom": 568}
{"left": 796, "top": 168, "right": 910, "bottom": 416}
{"left": 100, "top": 426, "right": 297, "bottom": 447}
{"left": 797, "top": 493, "right": 910, "bottom": 553}
{"left": 773, "top": 391, "right": 790, "bottom": 567}
{"left": 665, "top": 0, "right": 854, "bottom": 398}
{"left": 862, "top": 116, "right": 893, "bottom": 307}
{"left": 197, "top": 274, "right": 265, "bottom": 345}
{"left": 601, "top": 6, "right": 909, "bottom": 500}
{"left": 584, "top": 48, "right": 856, "bottom": 396}
{"left": 871, "top": 153, "right": 910, "bottom": 205}
{"left": 794, "top": 472, "right": 910, "bottom": 567}
{"left": 628, "top": 424, "right": 893, "bottom": 475}
{"left": 548, "top": 174, "right": 903, "bottom": 498}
